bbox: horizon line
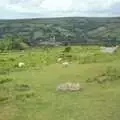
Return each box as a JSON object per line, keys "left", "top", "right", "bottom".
{"left": 0, "top": 16, "right": 120, "bottom": 20}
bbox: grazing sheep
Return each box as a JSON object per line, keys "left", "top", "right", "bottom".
{"left": 100, "top": 45, "right": 119, "bottom": 54}
{"left": 18, "top": 62, "right": 25, "bottom": 68}
{"left": 62, "top": 62, "right": 69, "bottom": 67}
{"left": 57, "top": 58, "right": 63, "bottom": 63}
{"left": 56, "top": 82, "right": 81, "bottom": 92}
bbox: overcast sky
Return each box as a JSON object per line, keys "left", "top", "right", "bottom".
{"left": 0, "top": 0, "right": 120, "bottom": 19}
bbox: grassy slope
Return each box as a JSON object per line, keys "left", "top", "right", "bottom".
{"left": 0, "top": 46, "right": 120, "bottom": 120}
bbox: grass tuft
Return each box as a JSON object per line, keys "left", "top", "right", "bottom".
{"left": 0, "top": 77, "right": 13, "bottom": 84}
{"left": 14, "top": 84, "right": 31, "bottom": 91}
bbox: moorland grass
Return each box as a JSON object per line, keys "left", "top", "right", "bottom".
{"left": 0, "top": 46, "right": 120, "bottom": 120}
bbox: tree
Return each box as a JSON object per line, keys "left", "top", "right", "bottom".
{"left": 0, "top": 40, "right": 5, "bottom": 52}
{"left": 0, "top": 35, "right": 29, "bottom": 51}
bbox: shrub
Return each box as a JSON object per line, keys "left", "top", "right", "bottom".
{"left": 86, "top": 66, "right": 120, "bottom": 84}
{"left": 0, "top": 96, "right": 9, "bottom": 102}
{"left": 8, "top": 57, "right": 16, "bottom": 61}
{"left": 18, "top": 42, "right": 29, "bottom": 50}
{"left": 0, "top": 77, "right": 13, "bottom": 84}
{"left": 16, "top": 92, "right": 35, "bottom": 100}
{"left": 63, "top": 46, "right": 71, "bottom": 53}
{"left": 0, "top": 35, "right": 30, "bottom": 51}
{"left": 0, "top": 69, "right": 10, "bottom": 75}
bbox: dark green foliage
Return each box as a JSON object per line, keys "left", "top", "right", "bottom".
{"left": 63, "top": 46, "right": 71, "bottom": 53}
{"left": 8, "top": 57, "right": 16, "bottom": 62}
{"left": 0, "top": 17, "right": 120, "bottom": 46}
{"left": 0, "top": 35, "right": 29, "bottom": 51}
{"left": 0, "top": 96, "right": 9, "bottom": 102}
{"left": 0, "top": 77, "right": 13, "bottom": 84}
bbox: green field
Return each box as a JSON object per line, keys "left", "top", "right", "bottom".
{"left": 0, "top": 46, "right": 120, "bottom": 120}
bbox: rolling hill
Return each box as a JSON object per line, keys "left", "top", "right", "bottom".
{"left": 0, "top": 17, "right": 120, "bottom": 45}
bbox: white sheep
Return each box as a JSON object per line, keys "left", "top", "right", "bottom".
{"left": 18, "top": 62, "right": 25, "bottom": 68}
{"left": 62, "top": 62, "right": 69, "bottom": 67}
{"left": 57, "top": 58, "right": 63, "bottom": 63}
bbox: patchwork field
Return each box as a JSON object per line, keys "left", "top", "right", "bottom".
{"left": 0, "top": 46, "right": 120, "bottom": 120}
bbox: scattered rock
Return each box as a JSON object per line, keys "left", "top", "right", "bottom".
{"left": 62, "top": 62, "right": 69, "bottom": 67}
{"left": 56, "top": 82, "right": 82, "bottom": 92}
{"left": 100, "top": 45, "right": 119, "bottom": 54}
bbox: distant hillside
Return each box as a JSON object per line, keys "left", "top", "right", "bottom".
{"left": 0, "top": 17, "right": 120, "bottom": 45}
